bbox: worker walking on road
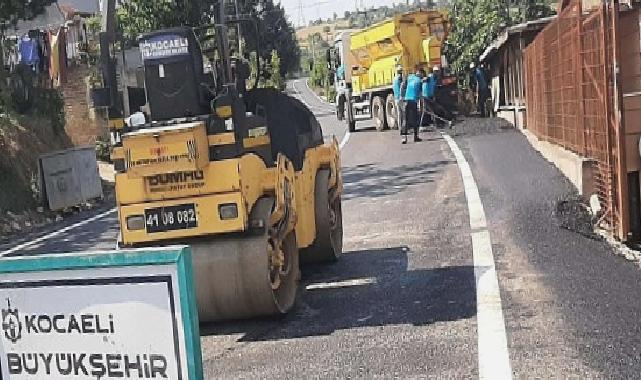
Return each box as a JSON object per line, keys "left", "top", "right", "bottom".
{"left": 400, "top": 65, "right": 423, "bottom": 144}
{"left": 393, "top": 65, "right": 405, "bottom": 132}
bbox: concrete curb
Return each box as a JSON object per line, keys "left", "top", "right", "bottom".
{"left": 520, "top": 129, "right": 596, "bottom": 199}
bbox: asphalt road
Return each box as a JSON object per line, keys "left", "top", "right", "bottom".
{"left": 3, "top": 79, "right": 641, "bottom": 378}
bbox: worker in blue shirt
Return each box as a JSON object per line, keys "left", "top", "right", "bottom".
{"left": 422, "top": 66, "right": 439, "bottom": 100}
{"left": 470, "top": 62, "right": 490, "bottom": 117}
{"left": 336, "top": 65, "right": 345, "bottom": 81}
{"left": 392, "top": 65, "right": 405, "bottom": 131}
{"left": 401, "top": 65, "right": 423, "bottom": 144}
{"left": 421, "top": 66, "right": 439, "bottom": 130}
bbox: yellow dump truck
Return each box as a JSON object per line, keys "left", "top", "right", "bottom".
{"left": 331, "top": 10, "right": 453, "bottom": 131}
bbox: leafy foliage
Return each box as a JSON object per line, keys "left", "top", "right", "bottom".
{"left": 242, "top": 0, "right": 300, "bottom": 78}
{"left": 118, "top": 0, "right": 300, "bottom": 77}
{"left": 32, "top": 89, "right": 65, "bottom": 134}
{"left": 446, "top": 0, "right": 554, "bottom": 77}
{"left": 0, "top": 0, "right": 55, "bottom": 113}
{"left": 118, "top": 0, "right": 183, "bottom": 44}
{"left": 268, "top": 50, "right": 283, "bottom": 90}
{"left": 523, "top": 0, "right": 556, "bottom": 20}
{"left": 95, "top": 135, "right": 112, "bottom": 162}
{"left": 446, "top": 0, "right": 508, "bottom": 76}
{"left": 0, "top": 0, "right": 55, "bottom": 30}
{"left": 309, "top": 59, "right": 327, "bottom": 89}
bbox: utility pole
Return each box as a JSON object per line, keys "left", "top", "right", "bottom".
{"left": 298, "top": 0, "right": 306, "bottom": 26}
{"left": 234, "top": 0, "right": 242, "bottom": 56}
{"left": 218, "top": 1, "right": 232, "bottom": 83}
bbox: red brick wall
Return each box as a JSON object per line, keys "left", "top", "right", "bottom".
{"left": 61, "top": 65, "right": 108, "bottom": 146}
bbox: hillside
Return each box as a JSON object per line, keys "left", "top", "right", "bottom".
{"left": 296, "top": 1, "right": 448, "bottom": 61}
{"left": 0, "top": 112, "right": 71, "bottom": 212}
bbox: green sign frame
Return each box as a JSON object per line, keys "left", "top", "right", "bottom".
{"left": 0, "top": 246, "right": 203, "bottom": 380}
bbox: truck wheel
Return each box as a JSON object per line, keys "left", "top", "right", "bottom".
{"left": 336, "top": 97, "right": 345, "bottom": 121}
{"left": 372, "top": 96, "right": 387, "bottom": 131}
{"left": 385, "top": 94, "right": 398, "bottom": 130}
{"left": 347, "top": 118, "right": 356, "bottom": 132}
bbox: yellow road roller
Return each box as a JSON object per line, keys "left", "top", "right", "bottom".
{"left": 106, "top": 22, "right": 343, "bottom": 321}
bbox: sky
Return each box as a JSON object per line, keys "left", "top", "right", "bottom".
{"left": 277, "top": 0, "right": 405, "bottom": 27}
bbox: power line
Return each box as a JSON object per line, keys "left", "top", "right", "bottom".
{"left": 298, "top": 0, "right": 305, "bottom": 26}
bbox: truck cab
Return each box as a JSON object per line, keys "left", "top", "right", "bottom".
{"left": 329, "top": 31, "right": 353, "bottom": 122}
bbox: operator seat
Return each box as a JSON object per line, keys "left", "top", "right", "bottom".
{"left": 139, "top": 27, "right": 212, "bottom": 121}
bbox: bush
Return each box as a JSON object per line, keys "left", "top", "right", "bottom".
{"left": 325, "top": 83, "right": 336, "bottom": 104}
{"left": 95, "top": 135, "right": 112, "bottom": 162}
{"left": 32, "top": 89, "right": 65, "bottom": 135}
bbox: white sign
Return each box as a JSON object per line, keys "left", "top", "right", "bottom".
{"left": 0, "top": 262, "right": 192, "bottom": 380}
{"left": 140, "top": 35, "right": 190, "bottom": 61}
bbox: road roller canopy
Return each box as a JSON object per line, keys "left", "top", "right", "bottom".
{"left": 139, "top": 27, "right": 213, "bottom": 121}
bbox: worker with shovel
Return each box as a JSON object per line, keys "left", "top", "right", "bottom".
{"left": 421, "top": 66, "right": 439, "bottom": 131}
{"left": 419, "top": 65, "right": 453, "bottom": 130}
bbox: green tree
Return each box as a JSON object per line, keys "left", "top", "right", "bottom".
{"left": 522, "top": 0, "right": 556, "bottom": 22}
{"left": 117, "top": 0, "right": 300, "bottom": 77}
{"left": 0, "top": 0, "right": 55, "bottom": 29}
{"left": 0, "top": 0, "right": 55, "bottom": 112}
{"left": 242, "top": 0, "right": 301, "bottom": 78}
{"left": 269, "top": 50, "right": 283, "bottom": 89}
{"left": 447, "top": 0, "right": 554, "bottom": 77}
{"left": 118, "top": 0, "right": 183, "bottom": 44}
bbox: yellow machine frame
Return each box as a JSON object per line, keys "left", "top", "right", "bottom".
{"left": 112, "top": 121, "right": 342, "bottom": 251}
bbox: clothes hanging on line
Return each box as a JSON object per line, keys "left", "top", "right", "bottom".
{"left": 48, "top": 28, "right": 67, "bottom": 86}
{"left": 19, "top": 37, "right": 39, "bottom": 67}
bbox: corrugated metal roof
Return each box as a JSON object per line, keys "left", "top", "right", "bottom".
{"left": 480, "top": 16, "right": 557, "bottom": 62}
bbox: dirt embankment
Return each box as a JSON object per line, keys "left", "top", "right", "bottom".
{"left": 0, "top": 114, "right": 71, "bottom": 212}
{"left": 0, "top": 113, "right": 81, "bottom": 238}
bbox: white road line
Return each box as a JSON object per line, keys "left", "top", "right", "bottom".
{"left": 305, "top": 78, "right": 331, "bottom": 105}
{"left": 292, "top": 80, "right": 315, "bottom": 109}
{"left": 442, "top": 133, "right": 512, "bottom": 380}
{"left": 292, "top": 79, "right": 349, "bottom": 150}
{"left": 0, "top": 208, "right": 117, "bottom": 257}
{"left": 294, "top": 79, "right": 333, "bottom": 112}
{"left": 306, "top": 277, "right": 377, "bottom": 290}
{"left": 339, "top": 130, "right": 351, "bottom": 150}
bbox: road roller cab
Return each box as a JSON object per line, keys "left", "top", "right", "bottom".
{"left": 110, "top": 26, "right": 344, "bottom": 322}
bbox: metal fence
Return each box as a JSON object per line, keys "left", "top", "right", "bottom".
{"left": 524, "top": 0, "right": 627, "bottom": 239}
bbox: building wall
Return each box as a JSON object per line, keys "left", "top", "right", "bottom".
{"left": 62, "top": 64, "right": 107, "bottom": 146}
{"left": 620, "top": 9, "right": 641, "bottom": 173}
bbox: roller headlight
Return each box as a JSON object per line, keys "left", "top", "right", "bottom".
{"left": 126, "top": 215, "right": 146, "bottom": 231}
{"left": 218, "top": 203, "right": 238, "bottom": 220}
